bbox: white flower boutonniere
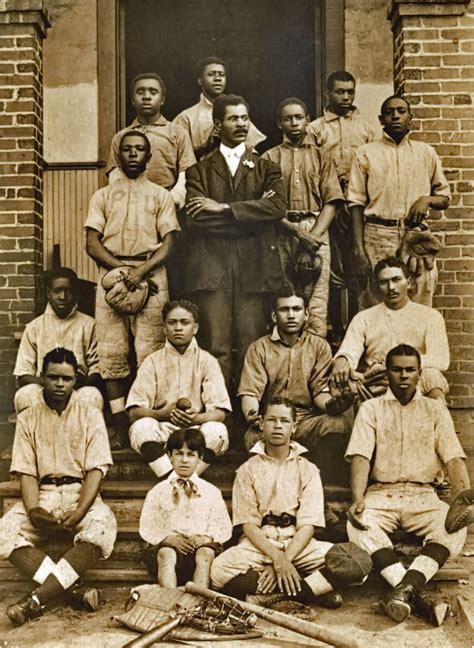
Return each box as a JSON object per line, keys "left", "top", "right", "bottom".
{"left": 243, "top": 159, "right": 255, "bottom": 169}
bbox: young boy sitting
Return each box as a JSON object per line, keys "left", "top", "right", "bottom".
{"left": 139, "top": 428, "right": 232, "bottom": 588}
{"left": 127, "top": 299, "right": 231, "bottom": 478}
{"left": 211, "top": 398, "right": 371, "bottom": 607}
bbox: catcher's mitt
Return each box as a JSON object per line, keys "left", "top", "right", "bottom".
{"left": 292, "top": 248, "right": 323, "bottom": 286}
{"left": 445, "top": 488, "right": 474, "bottom": 533}
{"left": 102, "top": 267, "right": 150, "bottom": 315}
{"left": 116, "top": 584, "right": 261, "bottom": 642}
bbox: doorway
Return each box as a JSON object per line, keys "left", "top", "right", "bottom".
{"left": 124, "top": 0, "right": 321, "bottom": 150}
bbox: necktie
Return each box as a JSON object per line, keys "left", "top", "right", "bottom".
{"left": 172, "top": 478, "right": 198, "bottom": 505}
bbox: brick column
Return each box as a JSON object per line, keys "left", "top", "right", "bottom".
{"left": 388, "top": 0, "right": 474, "bottom": 453}
{"left": 0, "top": 1, "right": 50, "bottom": 444}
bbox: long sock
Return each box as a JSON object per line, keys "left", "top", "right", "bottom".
{"left": 371, "top": 547, "right": 406, "bottom": 587}
{"left": 404, "top": 543, "right": 450, "bottom": 586}
{"left": 35, "top": 542, "right": 101, "bottom": 606}
{"left": 9, "top": 547, "right": 56, "bottom": 584}
{"left": 303, "top": 569, "right": 334, "bottom": 597}
{"left": 140, "top": 441, "right": 165, "bottom": 462}
{"left": 222, "top": 570, "right": 259, "bottom": 599}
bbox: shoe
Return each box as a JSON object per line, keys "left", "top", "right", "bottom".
{"left": 379, "top": 583, "right": 415, "bottom": 623}
{"left": 67, "top": 583, "right": 101, "bottom": 612}
{"left": 312, "top": 591, "right": 344, "bottom": 609}
{"left": 413, "top": 590, "right": 449, "bottom": 627}
{"left": 6, "top": 593, "right": 43, "bottom": 626}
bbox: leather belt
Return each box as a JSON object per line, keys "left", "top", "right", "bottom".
{"left": 261, "top": 512, "right": 296, "bottom": 528}
{"left": 287, "top": 211, "right": 319, "bottom": 223}
{"left": 116, "top": 254, "right": 149, "bottom": 262}
{"left": 365, "top": 215, "right": 402, "bottom": 227}
{"left": 40, "top": 476, "right": 83, "bottom": 486}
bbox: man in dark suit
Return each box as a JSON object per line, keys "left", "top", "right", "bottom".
{"left": 184, "top": 94, "right": 287, "bottom": 387}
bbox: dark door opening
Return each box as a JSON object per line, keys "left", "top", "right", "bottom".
{"left": 124, "top": 0, "right": 319, "bottom": 150}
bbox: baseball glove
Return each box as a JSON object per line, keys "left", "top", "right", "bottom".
{"left": 102, "top": 267, "right": 150, "bottom": 315}
{"left": 445, "top": 488, "right": 474, "bottom": 533}
{"left": 116, "top": 584, "right": 261, "bottom": 642}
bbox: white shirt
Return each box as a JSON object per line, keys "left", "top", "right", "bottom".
{"left": 334, "top": 300, "right": 450, "bottom": 372}
{"left": 139, "top": 470, "right": 232, "bottom": 546}
{"left": 345, "top": 388, "right": 465, "bottom": 484}
{"left": 219, "top": 142, "right": 246, "bottom": 176}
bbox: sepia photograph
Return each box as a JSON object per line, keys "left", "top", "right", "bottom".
{"left": 0, "top": 0, "right": 473, "bottom": 645}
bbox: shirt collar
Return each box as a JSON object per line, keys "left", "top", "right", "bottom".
{"left": 323, "top": 106, "right": 359, "bottom": 121}
{"left": 168, "top": 470, "right": 201, "bottom": 487}
{"left": 282, "top": 132, "right": 314, "bottom": 148}
{"left": 382, "top": 130, "right": 411, "bottom": 146}
{"left": 199, "top": 93, "right": 214, "bottom": 108}
{"left": 381, "top": 299, "right": 412, "bottom": 314}
{"left": 164, "top": 337, "right": 199, "bottom": 354}
{"left": 270, "top": 326, "right": 305, "bottom": 345}
{"left": 45, "top": 302, "right": 78, "bottom": 321}
{"left": 220, "top": 141, "right": 246, "bottom": 159}
{"left": 383, "top": 387, "right": 422, "bottom": 402}
{"left": 131, "top": 115, "right": 168, "bottom": 128}
{"left": 249, "top": 440, "right": 308, "bottom": 457}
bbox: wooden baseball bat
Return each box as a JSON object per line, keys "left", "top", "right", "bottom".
{"left": 122, "top": 614, "right": 185, "bottom": 648}
{"left": 185, "top": 583, "right": 362, "bottom": 648}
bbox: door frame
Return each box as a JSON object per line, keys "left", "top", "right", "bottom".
{"left": 98, "top": 0, "right": 345, "bottom": 134}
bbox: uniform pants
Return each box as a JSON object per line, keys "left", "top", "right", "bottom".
{"left": 278, "top": 220, "right": 330, "bottom": 339}
{"left": 347, "top": 483, "right": 466, "bottom": 581}
{"left": 95, "top": 265, "right": 169, "bottom": 379}
{"left": 129, "top": 417, "right": 229, "bottom": 474}
{"left": 0, "top": 483, "right": 117, "bottom": 560}
{"left": 211, "top": 532, "right": 333, "bottom": 590}
{"left": 361, "top": 222, "right": 438, "bottom": 309}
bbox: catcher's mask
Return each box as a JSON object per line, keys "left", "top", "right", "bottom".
{"left": 102, "top": 266, "right": 150, "bottom": 315}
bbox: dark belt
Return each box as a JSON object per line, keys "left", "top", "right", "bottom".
{"left": 39, "top": 476, "right": 83, "bottom": 486}
{"left": 116, "top": 254, "right": 149, "bottom": 262}
{"left": 261, "top": 512, "right": 297, "bottom": 528}
{"left": 365, "top": 215, "right": 402, "bottom": 227}
{"left": 287, "top": 211, "right": 319, "bottom": 223}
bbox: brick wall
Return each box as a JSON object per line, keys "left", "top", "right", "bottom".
{"left": 390, "top": 0, "right": 474, "bottom": 412}
{"left": 0, "top": 3, "right": 50, "bottom": 445}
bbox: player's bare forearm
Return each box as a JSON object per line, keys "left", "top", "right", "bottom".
{"left": 350, "top": 205, "right": 366, "bottom": 254}
{"left": 192, "top": 408, "right": 226, "bottom": 425}
{"left": 446, "top": 457, "right": 471, "bottom": 500}
{"left": 20, "top": 474, "right": 40, "bottom": 512}
{"left": 73, "top": 469, "right": 102, "bottom": 518}
{"left": 85, "top": 228, "right": 123, "bottom": 270}
{"left": 350, "top": 455, "right": 371, "bottom": 503}
{"left": 132, "top": 232, "right": 177, "bottom": 280}
{"left": 128, "top": 405, "right": 171, "bottom": 424}
{"left": 242, "top": 523, "right": 284, "bottom": 562}
{"left": 311, "top": 202, "right": 337, "bottom": 239}
{"left": 284, "top": 525, "right": 314, "bottom": 562}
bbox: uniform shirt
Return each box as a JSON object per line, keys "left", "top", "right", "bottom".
{"left": 345, "top": 388, "right": 466, "bottom": 484}
{"left": 232, "top": 441, "right": 325, "bottom": 529}
{"left": 335, "top": 300, "right": 450, "bottom": 372}
{"left": 84, "top": 172, "right": 179, "bottom": 258}
{"left": 173, "top": 93, "right": 266, "bottom": 155}
{"left": 107, "top": 116, "right": 196, "bottom": 190}
{"left": 126, "top": 338, "right": 231, "bottom": 414}
{"left": 238, "top": 327, "right": 332, "bottom": 410}
{"left": 14, "top": 304, "right": 99, "bottom": 378}
{"left": 308, "top": 107, "right": 375, "bottom": 183}
{"left": 347, "top": 132, "right": 450, "bottom": 220}
{"left": 10, "top": 391, "right": 112, "bottom": 480}
{"left": 262, "top": 134, "right": 343, "bottom": 211}
{"left": 139, "top": 470, "right": 232, "bottom": 546}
